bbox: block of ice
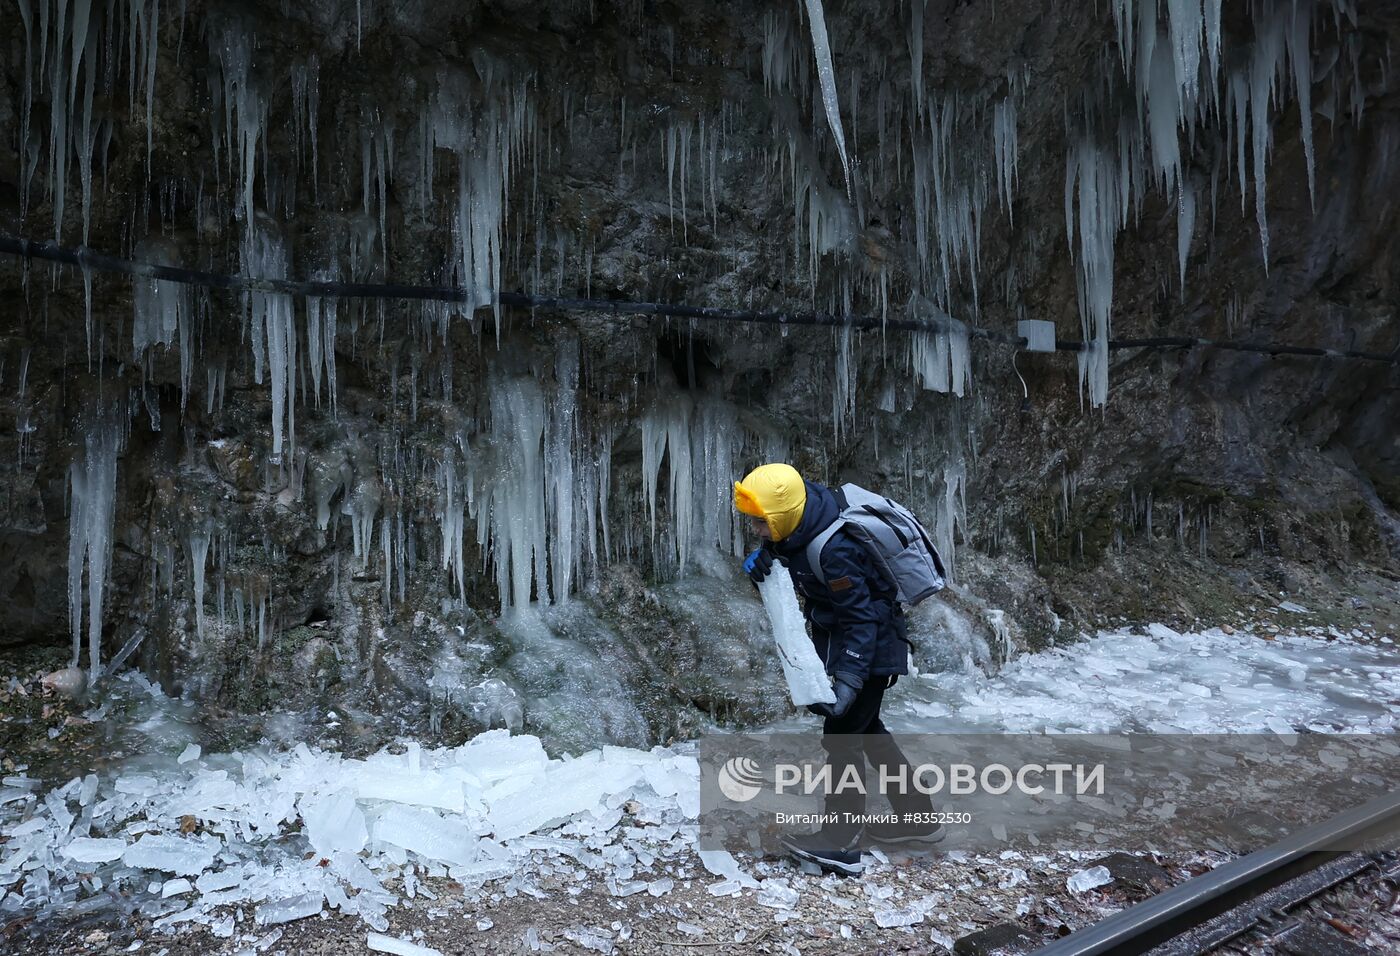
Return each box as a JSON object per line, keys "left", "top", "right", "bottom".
{"left": 874, "top": 906, "right": 925, "bottom": 928}
{"left": 178, "top": 744, "right": 201, "bottom": 764}
{"left": 121, "top": 835, "right": 216, "bottom": 875}
{"left": 366, "top": 933, "right": 444, "bottom": 956}
{"left": 196, "top": 868, "right": 243, "bottom": 893}
{"left": 300, "top": 790, "right": 368, "bottom": 857}
{"left": 756, "top": 879, "right": 799, "bottom": 909}
{"left": 757, "top": 565, "right": 836, "bottom": 706}
{"left": 255, "top": 892, "right": 324, "bottom": 925}
{"left": 115, "top": 774, "right": 159, "bottom": 795}
{"left": 458, "top": 730, "right": 550, "bottom": 785}
{"left": 562, "top": 926, "right": 614, "bottom": 953}
{"left": 698, "top": 850, "right": 759, "bottom": 888}
{"left": 374, "top": 805, "right": 480, "bottom": 867}
{"left": 357, "top": 771, "right": 464, "bottom": 813}
{"left": 1066, "top": 865, "right": 1113, "bottom": 893}
{"left": 161, "top": 878, "right": 192, "bottom": 897}
{"left": 62, "top": 838, "right": 127, "bottom": 863}
{"left": 488, "top": 752, "right": 642, "bottom": 841}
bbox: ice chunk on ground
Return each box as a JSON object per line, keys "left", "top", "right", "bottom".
{"left": 196, "top": 868, "right": 243, "bottom": 893}
{"left": 374, "top": 805, "right": 480, "bottom": 867}
{"left": 488, "top": 751, "right": 642, "bottom": 840}
{"left": 757, "top": 564, "right": 835, "bottom": 706}
{"left": 757, "top": 879, "right": 800, "bottom": 909}
{"left": 300, "top": 790, "right": 368, "bottom": 857}
{"left": 1066, "top": 865, "right": 1113, "bottom": 893}
{"left": 357, "top": 770, "right": 464, "bottom": 813}
{"left": 875, "top": 906, "right": 925, "bottom": 928}
{"left": 177, "top": 744, "right": 201, "bottom": 764}
{"left": 256, "top": 892, "right": 324, "bottom": 926}
{"left": 63, "top": 837, "right": 127, "bottom": 863}
{"left": 121, "top": 835, "right": 215, "bottom": 875}
{"left": 161, "top": 878, "right": 192, "bottom": 897}
{"left": 698, "top": 849, "right": 759, "bottom": 887}
{"left": 562, "top": 927, "right": 614, "bottom": 953}
{"left": 366, "top": 934, "right": 444, "bottom": 956}
{"left": 459, "top": 729, "right": 550, "bottom": 785}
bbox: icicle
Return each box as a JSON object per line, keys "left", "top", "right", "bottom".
{"left": 1177, "top": 175, "right": 1196, "bottom": 291}
{"left": 1147, "top": 34, "right": 1183, "bottom": 190}
{"left": 909, "top": 296, "right": 971, "bottom": 398}
{"left": 243, "top": 225, "right": 296, "bottom": 461}
{"left": 132, "top": 238, "right": 194, "bottom": 404}
{"left": 479, "top": 375, "right": 548, "bottom": 612}
{"left": 1064, "top": 138, "right": 1118, "bottom": 408}
{"left": 1288, "top": 3, "right": 1317, "bottom": 208}
{"left": 68, "top": 404, "right": 122, "bottom": 677}
{"left": 1250, "top": 16, "right": 1285, "bottom": 269}
{"left": 992, "top": 97, "right": 1018, "bottom": 219}
{"left": 908, "top": 0, "right": 926, "bottom": 117}
{"left": 381, "top": 513, "right": 393, "bottom": 608}
{"left": 801, "top": 0, "right": 854, "bottom": 196}
{"left": 437, "top": 458, "right": 467, "bottom": 601}
{"left": 1166, "top": 0, "right": 1204, "bottom": 104}
{"left": 547, "top": 340, "right": 579, "bottom": 600}
{"left": 188, "top": 531, "right": 209, "bottom": 639}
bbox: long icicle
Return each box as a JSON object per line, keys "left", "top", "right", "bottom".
{"left": 801, "top": 0, "right": 853, "bottom": 197}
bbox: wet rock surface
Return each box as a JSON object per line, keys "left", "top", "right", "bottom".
{"left": 0, "top": 0, "right": 1397, "bottom": 746}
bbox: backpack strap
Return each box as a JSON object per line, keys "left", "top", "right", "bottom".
{"left": 804, "top": 519, "right": 847, "bottom": 587}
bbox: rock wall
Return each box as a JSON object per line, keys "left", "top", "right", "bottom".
{"left": 0, "top": 0, "right": 1396, "bottom": 749}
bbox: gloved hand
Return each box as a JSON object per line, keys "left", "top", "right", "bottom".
{"left": 808, "top": 675, "right": 861, "bottom": 719}
{"left": 742, "top": 547, "right": 774, "bottom": 585}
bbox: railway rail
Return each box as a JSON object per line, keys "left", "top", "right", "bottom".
{"left": 1030, "top": 791, "right": 1400, "bottom": 956}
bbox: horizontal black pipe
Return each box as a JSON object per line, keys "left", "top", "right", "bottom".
{"left": 0, "top": 235, "right": 1021, "bottom": 343}
{"left": 2, "top": 234, "right": 1395, "bottom": 363}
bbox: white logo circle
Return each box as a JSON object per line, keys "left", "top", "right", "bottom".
{"left": 717, "top": 756, "right": 765, "bottom": 803}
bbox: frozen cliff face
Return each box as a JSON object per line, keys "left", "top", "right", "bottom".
{"left": 0, "top": 0, "right": 1396, "bottom": 742}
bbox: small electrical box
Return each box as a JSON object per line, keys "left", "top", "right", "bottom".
{"left": 1017, "top": 319, "right": 1057, "bottom": 353}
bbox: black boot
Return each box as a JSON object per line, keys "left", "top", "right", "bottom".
{"left": 863, "top": 817, "right": 946, "bottom": 846}
{"left": 779, "top": 829, "right": 865, "bottom": 876}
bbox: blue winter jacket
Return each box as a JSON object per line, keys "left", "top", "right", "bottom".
{"left": 771, "top": 480, "right": 910, "bottom": 685}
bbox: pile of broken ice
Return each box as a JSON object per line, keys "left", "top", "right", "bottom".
{"left": 0, "top": 730, "right": 701, "bottom": 934}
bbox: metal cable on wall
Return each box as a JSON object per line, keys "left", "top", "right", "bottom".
{"left": 2, "top": 234, "right": 1396, "bottom": 365}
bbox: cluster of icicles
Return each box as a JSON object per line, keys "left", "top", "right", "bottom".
{"left": 18, "top": 0, "right": 1368, "bottom": 674}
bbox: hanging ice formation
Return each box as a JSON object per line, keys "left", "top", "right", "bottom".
{"left": 473, "top": 344, "right": 608, "bottom": 612}
{"left": 131, "top": 237, "right": 194, "bottom": 406}
{"left": 1066, "top": 0, "right": 1324, "bottom": 406}
{"left": 68, "top": 406, "right": 124, "bottom": 676}
{"left": 243, "top": 225, "right": 297, "bottom": 463}
{"left": 420, "top": 66, "right": 535, "bottom": 321}
{"left": 800, "top": 0, "right": 854, "bottom": 197}
{"left": 641, "top": 392, "right": 747, "bottom": 574}
{"left": 14, "top": 0, "right": 160, "bottom": 242}
{"left": 304, "top": 277, "right": 339, "bottom": 417}
{"left": 208, "top": 20, "right": 267, "bottom": 230}
{"left": 909, "top": 296, "right": 971, "bottom": 398}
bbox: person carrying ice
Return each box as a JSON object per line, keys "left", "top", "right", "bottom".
{"left": 734, "top": 463, "right": 947, "bottom": 875}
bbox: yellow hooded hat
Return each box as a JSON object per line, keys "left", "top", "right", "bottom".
{"left": 733, "top": 463, "right": 807, "bottom": 542}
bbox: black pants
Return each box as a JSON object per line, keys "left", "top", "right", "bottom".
{"left": 821, "top": 676, "right": 931, "bottom": 843}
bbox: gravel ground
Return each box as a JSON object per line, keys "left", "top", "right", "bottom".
{"left": 10, "top": 841, "right": 1196, "bottom": 956}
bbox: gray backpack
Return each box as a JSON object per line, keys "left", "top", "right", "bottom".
{"left": 804, "top": 484, "right": 947, "bottom": 604}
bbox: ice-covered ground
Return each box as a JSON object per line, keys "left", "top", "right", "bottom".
{"left": 2, "top": 621, "right": 1398, "bottom": 946}
{"left": 889, "top": 622, "right": 1400, "bottom": 735}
